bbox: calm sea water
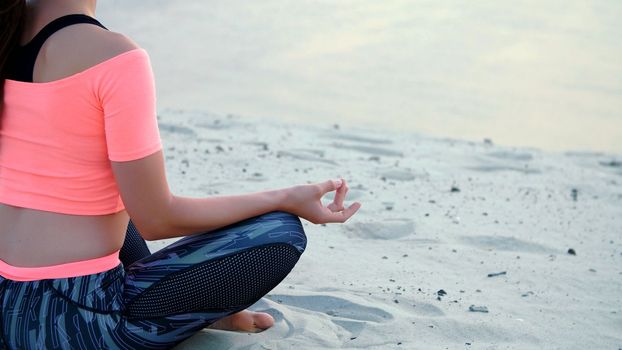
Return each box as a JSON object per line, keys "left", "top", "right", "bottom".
{"left": 99, "top": 1, "right": 622, "bottom": 153}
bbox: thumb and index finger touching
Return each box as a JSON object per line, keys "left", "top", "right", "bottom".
{"left": 319, "top": 178, "right": 362, "bottom": 222}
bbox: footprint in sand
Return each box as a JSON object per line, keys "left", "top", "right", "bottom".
{"left": 486, "top": 151, "right": 534, "bottom": 161}
{"left": 330, "top": 142, "right": 403, "bottom": 157}
{"left": 267, "top": 294, "right": 393, "bottom": 323}
{"left": 468, "top": 164, "right": 541, "bottom": 174}
{"left": 412, "top": 302, "right": 445, "bottom": 317}
{"left": 158, "top": 122, "right": 197, "bottom": 137}
{"left": 344, "top": 219, "right": 415, "bottom": 240}
{"left": 459, "top": 235, "right": 557, "bottom": 254}
{"left": 379, "top": 169, "right": 416, "bottom": 181}
{"left": 468, "top": 150, "right": 540, "bottom": 174}
{"left": 320, "top": 131, "right": 394, "bottom": 145}
{"left": 195, "top": 120, "right": 236, "bottom": 130}
{"left": 276, "top": 149, "right": 338, "bottom": 165}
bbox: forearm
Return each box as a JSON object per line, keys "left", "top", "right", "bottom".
{"left": 153, "top": 188, "right": 289, "bottom": 240}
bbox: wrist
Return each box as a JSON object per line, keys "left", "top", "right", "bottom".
{"left": 273, "top": 186, "right": 292, "bottom": 212}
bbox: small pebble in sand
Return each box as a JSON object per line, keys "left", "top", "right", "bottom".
{"left": 450, "top": 186, "right": 461, "bottom": 193}
{"left": 487, "top": 271, "right": 507, "bottom": 278}
{"left": 567, "top": 248, "right": 577, "bottom": 255}
{"left": 469, "top": 305, "right": 489, "bottom": 313}
{"left": 521, "top": 291, "right": 534, "bottom": 297}
{"left": 436, "top": 289, "right": 447, "bottom": 301}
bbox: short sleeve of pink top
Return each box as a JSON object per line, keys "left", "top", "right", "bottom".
{"left": 0, "top": 48, "right": 162, "bottom": 215}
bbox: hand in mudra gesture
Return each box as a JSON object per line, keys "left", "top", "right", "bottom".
{"left": 283, "top": 178, "right": 361, "bottom": 224}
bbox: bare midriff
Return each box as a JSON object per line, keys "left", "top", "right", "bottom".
{"left": 0, "top": 203, "right": 128, "bottom": 267}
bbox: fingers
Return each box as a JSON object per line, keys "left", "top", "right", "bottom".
{"left": 319, "top": 178, "right": 342, "bottom": 194}
{"left": 325, "top": 201, "right": 362, "bottom": 223}
{"left": 328, "top": 178, "right": 347, "bottom": 212}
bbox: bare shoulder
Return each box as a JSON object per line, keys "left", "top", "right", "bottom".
{"left": 39, "top": 23, "right": 143, "bottom": 80}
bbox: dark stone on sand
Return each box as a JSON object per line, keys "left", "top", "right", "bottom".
{"left": 468, "top": 305, "right": 489, "bottom": 313}
{"left": 568, "top": 248, "right": 576, "bottom": 255}
{"left": 437, "top": 289, "right": 447, "bottom": 297}
{"left": 487, "top": 271, "right": 507, "bottom": 278}
{"left": 450, "top": 186, "right": 461, "bottom": 193}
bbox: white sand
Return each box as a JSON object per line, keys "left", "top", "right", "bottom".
{"left": 142, "top": 109, "right": 622, "bottom": 349}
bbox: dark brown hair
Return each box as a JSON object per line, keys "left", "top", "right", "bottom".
{"left": 0, "top": 0, "right": 26, "bottom": 117}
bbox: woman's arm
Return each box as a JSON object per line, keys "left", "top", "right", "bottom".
{"left": 111, "top": 150, "right": 360, "bottom": 241}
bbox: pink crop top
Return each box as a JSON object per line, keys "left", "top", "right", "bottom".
{"left": 0, "top": 48, "right": 162, "bottom": 215}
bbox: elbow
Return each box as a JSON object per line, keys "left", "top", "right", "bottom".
{"left": 127, "top": 196, "right": 176, "bottom": 241}
{"left": 130, "top": 204, "right": 175, "bottom": 241}
{"left": 130, "top": 218, "right": 166, "bottom": 241}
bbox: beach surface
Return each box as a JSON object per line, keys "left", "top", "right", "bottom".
{"left": 144, "top": 109, "right": 622, "bottom": 349}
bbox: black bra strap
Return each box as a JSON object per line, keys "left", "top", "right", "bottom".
{"left": 9, "top": 14, "right": 108, "bottom": 82}
{"left": 23, "top": 14, "right": 108, "bottom": 51}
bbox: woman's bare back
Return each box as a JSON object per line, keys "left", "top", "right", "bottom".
{"left": 0, "top": 4, "right": 140, "bottom": 267}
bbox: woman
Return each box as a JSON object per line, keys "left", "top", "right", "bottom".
{"left": 0, "top": 0, "right": 361, "bottom": 349}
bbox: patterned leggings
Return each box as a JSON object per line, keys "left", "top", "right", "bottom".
{"left": 0, "top": 211, "right": 307, "bottom": 349}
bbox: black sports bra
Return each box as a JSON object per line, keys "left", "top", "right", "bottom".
{"left": 6, "top": 14, "right": 108, "bottom": 82}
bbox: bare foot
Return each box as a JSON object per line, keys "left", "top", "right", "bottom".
{"left": 209, "top": 310, "right": 275, "bottom": 333}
